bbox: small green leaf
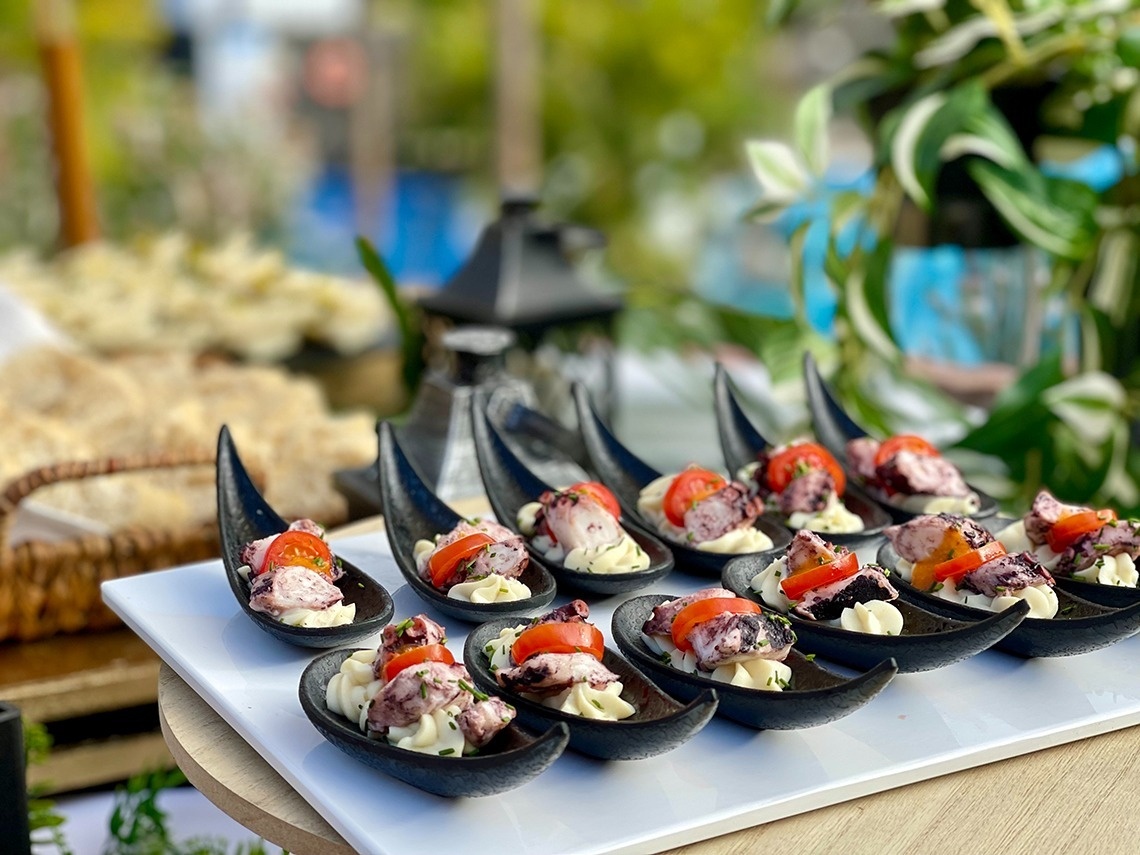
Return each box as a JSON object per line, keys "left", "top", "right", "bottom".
{"left": 356, "top": 236, "right": 424, "bottom": 397}
{"left": 745, "top": 140, "right": 810, "bottom": 204}
{"left": 794, "top": 84, "right": 832, "bottom": 176}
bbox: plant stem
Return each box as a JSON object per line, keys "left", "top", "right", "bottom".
{"left": 980, "top": 31, "right": 1085, "bottom": 89}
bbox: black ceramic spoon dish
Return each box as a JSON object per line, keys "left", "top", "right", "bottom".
{"left": 378, "top": 421, "right": 557, "bottom": 624}
{"left": 714, "top": 363, "right": 891, "bottom": 547}
{"left": 876, "top": 539, "right": 1140, "bottom": 657}
{"left": 216, "top": 425, "right": 394, "bottom": 648}
{"left": 719, "top": 554, "right": 1029, "bottom": 673}
{"left": 983, "top": 515, "right": 1140, "bottom": 609}
{"left": 572, "top": 383, "right": 791, "bottom": 578}
{"left": 470, "top": 399, "right": 675, "bottom": 596}
{"left": 802, "top": 352, "right": 998, "bottom": 523}
{"left": 298, "top": 649, "right": 569, "bottom": 797}
{"left": 463, "top": 617, "right": 718, "bottom": 760}
{"left": 611, "top": 594, "right": 897, "bottom": 730}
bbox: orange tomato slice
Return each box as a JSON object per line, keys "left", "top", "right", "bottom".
{"left": 567, "top": 481, "right": 622, "bottom": 519}
{"left": 766, "top": 442, "right": 847, "bottom": 497}
{"left": 780, "top": 551, "right": 859, "bottom": 601}
{"left": 663, "top": 467, "right": 727, "bottom": 527}
{"left": 1046, "top": 509, "right": 1118, "bottom": 553}
{"left": 670, "top": 597, "right": 761, "bottom": 652}
{"left": 873, "top": 434, "right": 940, "bottom": 467}
{"left": 382, "top": 643, "right": 455, "bottom": 682}
{"left": 511, "top": 622, "right": 605, "bottom": 664}
{"left": 260, "top": 530, "right": 335, "bottom": 578}
{"left": 931, "top": 541, "right": 1007, "bottom": 584}
{"left": 427, "top": 532, "right": 494, "bottom": 588}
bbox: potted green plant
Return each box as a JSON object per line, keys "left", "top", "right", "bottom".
{"left": 747, "top": 0, "right": 1140, "bottom": 513}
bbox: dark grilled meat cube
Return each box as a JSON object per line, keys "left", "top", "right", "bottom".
{"left": 686, "top": 611, "right": 795, "bottom": 671}
{"left": 366, "top": 661, "right": 472, "bottom": 735}
{"left": 960, "top": 551, "right": 1053, "bottom": 597}
{"left": 683, "top": 481, "right": 764, "bottom": 544}
{"left": 248, "top": 565, "right": 343, "bottom": 616}
{"left": 793, "top": 565, "right": 898, "bottom": 621}
{"left": 539, "top": 489, "right": 623, "bottom": 551}
{"left": 876, "top": 451, "right": 973, "bottom": 497}
{"left": 886, "top": 513, "right": 993, "bottom": 564}
{"left": 778, "top": 468, "right": 836, "bottom": 516}
{"left": 1054, "top": 520, "right": 1140, "bottom": 577}
{"left": 496, "top": 652, "right": 620, "bottom": 695}
{"left": 457, "top": 697, "right": 516, "bottom": 748}
{"left": 374, "top": 614, "right": 448, "bottom": 679}
{"left": 846, "top": 437, "right": 880, "bottom": 483}
{"left": 641, "top": 588, "right": 734, "bottom": 637}
{"left": 1024, "top": 490, "right": 1088, "bottom": 547}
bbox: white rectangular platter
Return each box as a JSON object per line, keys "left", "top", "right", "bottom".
{"left": 103, "top": 534, "right": 1140, "bottom": 855}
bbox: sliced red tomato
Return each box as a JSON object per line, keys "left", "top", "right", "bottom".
{"left": 260, "top": 531, "right": 335, "bottom": 578}
{"left": 931, "top": 541, "right": 1007, "bottom": 584}
{"left": 873, "top": 434, "right": 940, "bottom": 467}
{"left": 382, "top": 643, "right": 455, "bottom": 682}
{"left": 427, "top": 532, "right": 494, "bottom": 588}
{"left": 567, "top": 481, "right": 622, "bottom": 519}
{"left": 663, "top": 467, "right": 727, "bottom": 527}
{"left": 1046, "top": 509, "right": 1118, "bottom": 553}
{"left": 670, "top": 597, "right": 762, "bottom": 652}
{"left": 780, "top": 552, "right": 859, "bottom": 601}
{"left": 766, "top": 442, "right": 847, "bottom": 497}
{"left": 511, "top": 622, "right": 605, "bottom": 664}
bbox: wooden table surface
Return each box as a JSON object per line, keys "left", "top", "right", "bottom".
{"left": 152, "top": 512, "right": 1140, "bottom": 854}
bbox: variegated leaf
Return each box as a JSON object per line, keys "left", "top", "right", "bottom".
{"left": 745, "top": 140, "right": 810, "bottom": 205}
{"left": 890, "top": 92, "right": 946, "bottom": 208}
{"left": 794, "top": 84, "right": 832, "bottom": 176}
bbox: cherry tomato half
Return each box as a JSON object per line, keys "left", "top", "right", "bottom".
{"left": 427, "top": 532, "right": 494, "bottom": 588}
{"left": 1046, "top": 509, "right": 1118, "bottom": 553}
{"left": 382, "top": 643, "right": 455, "bottom": 682}
{"left": 780, "top": 552, "right": 860, "bottom": 601}
{"left": 931, "top": 541, "right": 1007, "bottom": 584}
{"left": 663, "top": 467, "right": 727, "bottom": 527}
{"left": 670, "top": 597, "right": 761, "bottom": 652}
{"left": 260, "top": 531, "right": 335, "bottom": 578}
{"left": 567, "top": 481, "right": 622, "bottom": 519}
{"left": 873, "top": 434, "right": 940, "bottom": 467}
{"left": 766, "top": 442, "right": 847, "bottom": 497}
{"left": 511, "top": 622, "right": 605, "bottom": 664}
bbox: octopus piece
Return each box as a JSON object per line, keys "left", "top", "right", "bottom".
{"left": 1023, "top": 490, "right": 1088, "bottom": 547}
{"left": 456, "top": 697, "right": 516, "bottom": 749}
{"left": 1054, "top": 520, "right": 1140, "bottom": 577}
{"left": 794, "top": 566, "right": 898, "bottom": 621}
{"left": 641, "top": 588, "right": 735, "bottom": 637}
{"left": 686, "top": 611, "right": 795, "bottom": 672}
{"left": 684, "top": 481, "right": 765, "bottom": 544}
{"left": 248, "top": 565, "right": 343, "bottom": 616}
{"left": 777, "top": 468, "right": 835, "bottom": 516}
{"left": 876, "top": 451, "right": 974, "bottom": 498}
{"left": 533, "top": 599, "right": 590, "bottom": 626}
{"left": 420, "top": 522, "right": 529, "bottom": 589}
{"left": 846, "top": 437, "right": 880, "bottom": 483}
{"left": 537, "top": 489, "right": 623, "bottom": 551}
{"left": 885, "top": 513, "right": 993, "bottom": 564}
{"left": 374, "top": 614, "right": 448, "bottom": 679}
{"left": 366, "top": 661, "right": 474, "bottom": 735}
{"left": 785, "top": 529, "right": 842, "bottom": 575}
{"left": 435, "top": 519, "right": 516, "bottom": 549}
{"left": 496, "top": 651, "right": 620, "bottom": 695}
{"left": 960, "top": 551, "right": 1053, "bottom": 597}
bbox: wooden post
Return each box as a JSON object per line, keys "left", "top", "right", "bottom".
{"left": 35, "top": 0, "right": 100, "bottom": 247}
{"left": 494, "top": 0, "right": 541, "bottom": 197}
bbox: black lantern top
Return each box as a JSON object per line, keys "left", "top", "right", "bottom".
{"left": 417, "top": 197, "right": 623, "bottom": 332}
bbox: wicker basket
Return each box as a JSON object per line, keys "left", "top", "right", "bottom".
{"left": 0, "top": 451, "right": 222, "bottom": 643}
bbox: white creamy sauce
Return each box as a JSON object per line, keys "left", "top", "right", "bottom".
{"left": 641, "top": 632, "right": 791, "bottom": 691}
{"left": 277, "top": 602, "right": 356, "bottom": 628}
{"left": 890, "top": 493, "right": 981, "bottom": 515}
{"left": 787, "top": 494, "right": 865, "bottom": 534}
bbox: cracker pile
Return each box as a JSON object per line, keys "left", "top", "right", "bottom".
{"left": 0, "top": 347, "right": 377, "bottom": 533}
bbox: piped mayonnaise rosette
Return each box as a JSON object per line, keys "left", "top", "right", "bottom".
{"left": 326, "top": 614, "right": 516, "bottom": 755}
{"left": 640, "top": 588, "right": 795, "bottom": 691}
{"left": 750, "top": 530, "right": 903, "bottom": 636}
{"left": 483, "top": 600, "right": 635, "bottom": 721}
{"left": 886, "top": 513, "right": 1058, "bottom": 618}
{"left": 413, "top": 518, "right": 531, "bottom": 603}
{"left": 238, "top": 519, "right": 355, "bottom": 628}
{"left": 517, "top": 481, "right": 650, "bottom": 574}
{"left": 637, "top": 466, "right": 773, "bottom": 554}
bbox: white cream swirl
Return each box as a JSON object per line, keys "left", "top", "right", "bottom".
{"left": 787, "top": 494, "right": 864, "bottom": 534}
{"left": 387, "top": 706, "right": 470, "bottom": 756}
{"left": 517, "top": 500, "right": 651, "bottom": 574}
{"left": 751, "top": 557, "right": 793, "bottom": 612}
{"left": 891, "top": 493, "right": 981, "bottom": 515}
{"left": 325, "top": 650, "right": 382, "bottom": 732}
{"left": 1073, "top": 553, "right": 1139, "bottom": 587}
{"left": 277, "top": 602, "right": 356, "bottom": 628}
{"left": 641, "top": 632, "right": 791, "bottom": 691}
